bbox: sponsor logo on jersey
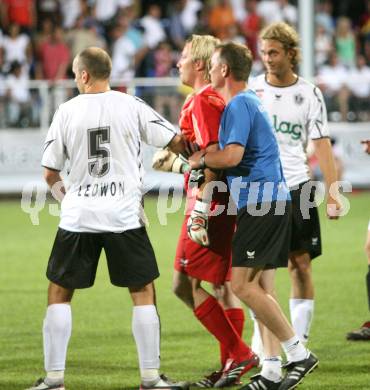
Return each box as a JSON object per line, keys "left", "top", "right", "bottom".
{"left": 272, "top": 115, "right": 302, "bottom": 141}
{"left": 275, "top": 94, "right": 282, "bottom": 100}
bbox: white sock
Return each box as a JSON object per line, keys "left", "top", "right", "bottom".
{"left": 249, "top": 310, "right": 264, "bottom": 361}
{"left": 132, "top": 305, "right": 160, "bottom": 382}
{"left": 45, "top": 371, "right": 64, "bottom": 386}
{"left": 261, "top": 356, "right": 282, "bottom": 383}
{"left": 281, "top": 336, "right": 308, "bottom": 363}
{"left": 43, "top": 304, "right": 72, "bottom": 374}
{"left": 289, "top": 299, "right": 314, "bottom": 344}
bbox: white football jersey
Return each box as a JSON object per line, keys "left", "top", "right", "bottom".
{"left": 249, "top": 75, "right": 329, "bottom": 188}
{"left": 42, "top": 90, "right": 177, "bottom": 233}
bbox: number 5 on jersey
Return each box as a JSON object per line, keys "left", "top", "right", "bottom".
{"left": 88, "top": 127, "right": 111, "bottom": 177}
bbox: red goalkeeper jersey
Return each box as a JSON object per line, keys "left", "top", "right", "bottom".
{"left": 179, "top": 84, "right": 225, "bottom": 148}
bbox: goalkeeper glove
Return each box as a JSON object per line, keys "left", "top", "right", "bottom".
{"left": 188, "top": 169, "right": 205, "bottom": 188}
{"left": 152, "top": 148, "right": 190, "bottom": 173}
{"left": 187, "top": 199, "right": 210, "bottom": 247}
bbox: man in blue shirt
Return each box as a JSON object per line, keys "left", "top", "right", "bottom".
{"left": 189, "top": 42, "right": 318, "bottom": 390}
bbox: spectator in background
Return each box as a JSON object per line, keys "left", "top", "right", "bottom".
{"left": 66, "top": 15, "right": 107, "bottom": 60}
{"left": 36, "top": 0, "right": 61, "bottom": 28}
{"left": 315, "top": 0, "right": 335, "bottom": 36}
{"left": 111, "top": 12, "right": 147, "bottom": 83}
{"left": 153, "top": 41, "right": 180, "bottom": 123}
{"left": 257, "top": 0, "right": 297, "bottom": 27}
{"left": 1, "top": 23, "right": 32, "bottom": 74}
{"left": 140, "top": 3, "right": 166, "bottom": 50}
{"left": 59, "top": 0, "right": 81, "bottom": 30}
{"left": 230, "top": 0, "right": 246, "bottom": 23}
{"left": 315, "top": 24, "right": 334, "bottom": 68}
{"left": 240, "top": 0, "right": 265, "bottom": 59}
{"left": 37, "top": 26, "right": 70, "bottom": 81}
{"left": 4, "top": 60, "right": 31, "bottom": 127}
{"left": 347, "top": 55, "right": 370, "bottom": 121}
{"left": 33, "top": 17, "right": 54, "bottom": 53}
{"left": 208, "top": 0, "right": 236, "bottom": 41}
{"left": 168, "top": 0, "right": 188, "bottom": 51}
{"left": 93, "top": 0, "right": 132, "bottom": 43}
{"left": 0, "top": 0, "right": 36, "bottom": 33}
{"left": 317, "top": 51, "right": 350, "bottom": 121}
{"left": 0, "top": 49, "right": 6, "bottom": 128}
{"left": 179, "top": 0, "right": 203, "bottom": 36}
{"left": 335, "top": 17, "right": 356, "bottom": 67}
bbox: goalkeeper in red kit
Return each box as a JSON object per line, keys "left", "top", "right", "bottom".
{"left": 152, "top": 35, "right": 258, "bottom": 388}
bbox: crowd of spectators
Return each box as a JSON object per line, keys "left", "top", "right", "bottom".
{"left": 0, "top": 0, "right": 369, "bottom": 127}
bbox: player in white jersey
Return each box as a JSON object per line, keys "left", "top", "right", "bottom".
{"left": 26, "top": 47, "right": 189, "bottom": 390}
{"left": 246, "top": 22, "right": 341, "bottom": 389}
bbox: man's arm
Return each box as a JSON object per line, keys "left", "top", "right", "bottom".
{"left": 44, "top": 168, "right": 65, "bottom": 202}
{"left": 189, "top": 143, "right": 245, "bottom": 170}
{"left": 312, "top": 138, "right": 341, "bottom": 219}
{"left": 361, "top": 140, "right": 370, "bottom": 154}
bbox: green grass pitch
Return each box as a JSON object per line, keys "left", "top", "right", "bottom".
{"left": 0, "top": 192, "right": 369, "bottom": 389}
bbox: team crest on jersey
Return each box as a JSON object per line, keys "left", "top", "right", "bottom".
{"left": 294, "top": 93, "right": 304, "bottom": 105}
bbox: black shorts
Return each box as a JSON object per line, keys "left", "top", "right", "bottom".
{"left": 46, "top": 227, "right": 159, "bottom": 289}
{"left": 290, "top": 181, "right": 322, "bottom": 260}
{"left": 232, "top": 201, "right": 292, "bottom": 269}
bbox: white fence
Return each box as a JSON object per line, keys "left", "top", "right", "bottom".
{"left": 0, "top": 78, "right": 369, "bottom": 194}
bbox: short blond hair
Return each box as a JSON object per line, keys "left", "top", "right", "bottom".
{"left": 187, "top": 34, "right": 221, "bottom": 82}
{"left": 260, "top": 22, "right": 301, "bottom": 66}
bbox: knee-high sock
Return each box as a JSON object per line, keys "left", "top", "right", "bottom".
{"left": 289, "top": 299, "right": 314, "bottom": 344}
{"left": 132, "top": 305, "right": 160, "bottom": 377}
{"left": 219, "top": 308, "right": 245, "bottom": 366}
{"left": 194, "top": 296, "right": 252, "bottom": 363}
{"left": 43, "top": 304, "right": 72, "bottom": 372}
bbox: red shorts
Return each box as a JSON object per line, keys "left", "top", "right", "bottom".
{"left": 174, "top": 208, "right": 236, "bottom": 285}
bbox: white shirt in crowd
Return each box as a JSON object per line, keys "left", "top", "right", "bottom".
{"left": 250, "top": 75, "right": 329, "bottom": 188}
{"left": 94, "top": 0, "right": 132, "bottom": 22}
{"left": 42, "top": 90, "right": 177, "bottom": 233}
{"left": 317, "top": 63, "right": 348, "bottom": 95}
{"left": 5, "top": 74, "right": 30, "bottom": 103}
{"left": 1, "top": 33, "right": 29, "bottom": 65}
{"left": 347, "top": 65, "right": 370, "bottom": 98}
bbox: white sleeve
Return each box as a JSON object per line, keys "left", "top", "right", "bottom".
{"left": 41, "top": 107, "right": 67, "bottom": 171}
{"left": 136, "top": 97, "right": 177, "bottom": 147}
{"left": 307, "top": 86, "right": 330, "bottom": 139}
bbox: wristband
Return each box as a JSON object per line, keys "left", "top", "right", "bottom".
{"left": 199, "top": 153, "right": 207, "bottom": 169}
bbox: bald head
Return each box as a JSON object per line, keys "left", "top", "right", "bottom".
{"left": 75, "top": 47, "right": 112, "bottom": 80}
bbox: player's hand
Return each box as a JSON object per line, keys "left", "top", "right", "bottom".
{"left": 189, "top": 150, "right": 205, "bottom": 169}
{"left": 187, "top": 200, "right": 210, "bottom": 246}
{"left": 361, "top": 140, "right": 370, "bottom": 154}
{"left": 188, "top": 169, "right": 205, "bottom": 188}
{"left": 152, "top": 148, "right": 190, "bottom": 173}
{"left": 326, "top": 195, "right": 342, "bottom": 219}
{"left": 183, "top": 139, "right": 200, "bottom": 158}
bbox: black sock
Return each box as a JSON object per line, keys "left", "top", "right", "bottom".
{"left": 367, "top": 265, "right": 370, "bottom": 311}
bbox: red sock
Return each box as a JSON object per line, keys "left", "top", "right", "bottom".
{"left": 220, "top": 308, "right": 246, "bottom": 366}
{"left": 194, "top": 296, "right": 252, "bottom": 363}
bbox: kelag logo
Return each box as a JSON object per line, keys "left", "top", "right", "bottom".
{"left": 273, "top": 115, "right": 302, "bottom": 141}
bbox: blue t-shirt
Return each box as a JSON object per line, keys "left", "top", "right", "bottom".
{"left": 219, "top": 90, "right": 290, "bottom": 209}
